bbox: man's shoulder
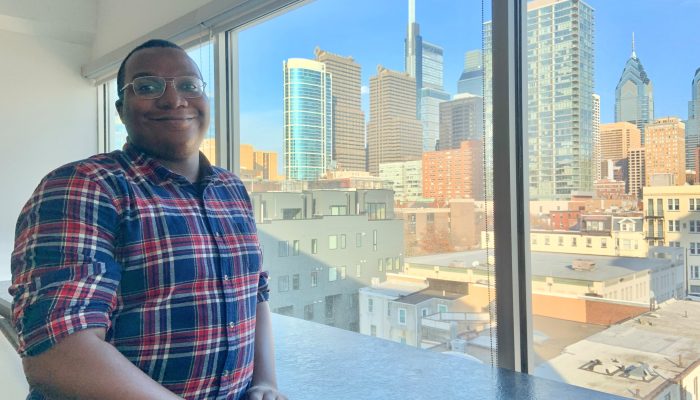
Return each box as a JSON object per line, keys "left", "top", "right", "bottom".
{"left": 211, "top": 166, "right": 245, "bottom": 186}
{"left": 43, "top": 151, "right": 130, "bottom": 187}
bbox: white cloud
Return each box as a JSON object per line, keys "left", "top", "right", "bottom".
{"left": 361, "top": 85, "right": 369, "bottom": 95}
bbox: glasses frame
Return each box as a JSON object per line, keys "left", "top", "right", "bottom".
{"left": 119, "top": 76, "right": 207, "bottom": 99}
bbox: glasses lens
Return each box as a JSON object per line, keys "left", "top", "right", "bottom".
{"left": 132, "top": 77, "right": 166, "bottom": 99}
{"left": 174, "top": 77, "right": 205, "bottom": 98}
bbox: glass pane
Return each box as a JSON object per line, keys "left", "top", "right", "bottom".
{"left": 238, "top": 0, "right": 495, "bottom": 364}
{"left": 107, "top": 42, "right": 218, "bottom": 165}
{"left": 526, "top": 1, "right": 697, "bottom": 398}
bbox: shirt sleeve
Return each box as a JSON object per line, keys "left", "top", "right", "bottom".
{"left": 10, "top": 164, "right": 122, "bottom": 357}
{"left": 257, "top": 271, "right": 270, "bottom": 303}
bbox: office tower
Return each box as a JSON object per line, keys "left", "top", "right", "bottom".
{"left": 438, "top": 93, "right": 484, "bottom": 150}
{"left": 423, "top": 140, "right": 484, "bottom": 202}
{"left": 379, "top": 160, "right": 423, "bottom": 202}
{"left": 315, "top": 48, "right": 366, "bottom": 172}
{"left": 686, "top": 68, "right": 700, "bottom": 171}
{"left": 526, "top": 0, "right": 595, "bottom": 199}
{"left": 405, "top": 0, "right": 451, "bottom": 151}
{"left": 458, "top": 50, "right": 484, "bottom": 96}
{"left": 644, "top": 117, "right": 686, "bottom": 186}
{"left": 241, "top": 144, "right": 282, "bottom": 181}
{"left": 615, "top": 33, "right": 654, "bottom": 142}
{"left": 367, "top": 66, "right": 423, "bottom": 175}
{"left": 283, "top": 58, "right": 332, "bottom": 181}
{"left": 628, "top": 148, "right": 645, "bottom": 199}
{"left": 592, "top": 94, "right": 601, "bottom": 181}
{"left": 599, "top": 122, "right": 641, "bottom": 162}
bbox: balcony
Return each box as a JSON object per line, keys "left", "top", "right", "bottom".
{"left": 0, "top": 283, "right": 626, "bottom": 399}
{"left": 645, "top": 211, "right": 664, "bottom": 219}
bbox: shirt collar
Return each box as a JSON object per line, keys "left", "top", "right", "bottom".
{"left": 122, "top": 142, "right": 221, "bottom": 187}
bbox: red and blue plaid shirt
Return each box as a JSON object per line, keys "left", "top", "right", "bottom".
{"left": 10, "top": 143, "right": 269, "bottom": 400}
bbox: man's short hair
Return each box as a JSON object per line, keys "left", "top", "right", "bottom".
{"left": 116, "top": 39, "right": 185, "bottom": 104}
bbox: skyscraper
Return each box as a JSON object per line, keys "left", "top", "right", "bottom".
{"left": 438, "top": 93, "right": 484, "bottom": 150}
{"left": 367, "top": 66, "right": 423, "bottom": 175}
{"left": 457, "top": 50, "right": 484, "bottom": 96}
{"left": 615, "top": 33, "right": 654, "bottom": 142}
{"left": 645, "top": 117, "right": 685, "bottom": 186}
{"left": 527, "top": 0, "right": 595, "bottom": 199}
{"left": 686, "top": 68, "right": 700, "bottom": 171}
{"left": 283, "top": 58, "right": 332, "bottom": 181}
{"left": 599, "top": 122, "right": 641, "bottom": 163}
{"left": 628, "top": 148, "right": 645, "bottom": 199}
{"left": 592, "top": 94, "right": 601, "bottom": 181}
{"left": 423, "top": 140, "right": 484, "bottom": 202}
{"left": 315, "top": 48, "right": 366, "bottom": 172}
{"left": 405, "top": 0, "right": 451, "bottom": 152}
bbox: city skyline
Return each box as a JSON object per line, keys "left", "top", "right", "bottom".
{"left": 238, "top": 0, "right": 700, "bottom": 162}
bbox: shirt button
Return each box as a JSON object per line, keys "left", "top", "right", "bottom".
{"left": 215, "top": 231, "right": 222, "bottom": 237}
{"left": 223, "top": 274, "right": 229, "bottom": 281}
{"left": 222, "top": 370, "right": 229, "bottom": 376}
{"left": 229, "top": 322, "right": 235, "bottom": 329}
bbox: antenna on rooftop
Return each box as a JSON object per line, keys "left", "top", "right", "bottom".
{"left": 631, "top": 32, "right": 637, "bottom": 59}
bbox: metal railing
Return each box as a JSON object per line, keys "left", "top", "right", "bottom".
{"left": 0, "top": 298, "right": 18, "bottom": 351}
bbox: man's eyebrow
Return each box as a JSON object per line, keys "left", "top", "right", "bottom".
{"left": 128, "top": 71, "right": 203, "bottom": 79}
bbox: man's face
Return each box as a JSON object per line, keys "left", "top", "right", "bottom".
{"left": 117, "top": 47, "right": 210, "bottom": 161}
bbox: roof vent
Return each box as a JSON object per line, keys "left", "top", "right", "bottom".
{"left": 572, "top": 259, "right": 596, "bottom": 271}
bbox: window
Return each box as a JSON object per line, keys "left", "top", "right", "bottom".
{"left": 378, "top": 258, "right": 384, "bottom": 272}
{"left": 691, "top": 221, "right": 700, "bottom": 233}
{"left": 692, "top": 266, "right": 700, "bottom": 280}
{"left": 356, "top": 232, "right": 362, "bottom": 247}
{"left": 668, "top": 198, "right": 680, "bottom": 211}
{"left": 278, "top": 241, "right": 289, "bottom": 257}
{"left": 293, "top": 274, "right": 300, "bottom": 290}
{"left": 340, "top": 234, "right": 347, "bottom": 249}
{"left": 368, "top": 298, "right": 373, "bottom": 313}
{"left": 329, "top": 235, "right": 338, "bottom": 250}
{"left": 692, "top": 243, "right": 700, "bottom": 255}
{"left": 330, "top": 205, "right": 347, "bottom": 215}
{"left": 557, "top": 236, "right": 563, "bottom": 246}
{"left": 691, "top": 198, "right": 700, "bottom": 211}
{"left": 421, "top": 308, "right": 429, "bottom": 317}
{"left": 339, "top": 266, "right": 347, "bottom": 280}
{"left": 437, "top": 304, "right": 448, "bottom": 314}
{"left": 586, "top": 238, "right": 592, "bottom": 248}
{"left": 329, "top": 267, "right": 338, "bottom": 282}
{"left": 293, "top": 240, "right": 300, "bottom": 256}
{"left": 571, "top": 237, "right": 577, "bottom": 246}
{"left": 304, "top": 304, "right": 314, "bottom": 320}
{"left": 398, "top": 308, "right": 407, "bottom": 325}
{"left": 278, "top": 275, "right": 289, "bottom": 292}
{"left": 311, "top": 238, "right": 318, "bottom": 254}
{"left": 367, "top": 203, "right": 387, "bottom": 220}
{"left": 373, "top": 229, "right": 378, "bottom": 251}
{"left": 600, "top": 238, "right": 607, "bottom": 249}
{"left": 668, "top": 220, "right": 680, "bottom": 232}
{"left": 385, "top": 257, "right": 392, "bottom": 271}
{"left": 356, "top": 264, "right": 362, "bottom": 277}
{"left": 310, "top": 271, "right": 318, "bottom": 287}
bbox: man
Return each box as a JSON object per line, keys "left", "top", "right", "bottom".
{"left": 10, "top": 39, "right": 286, "bottom": 400}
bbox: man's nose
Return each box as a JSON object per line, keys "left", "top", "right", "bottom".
{"left": 156, "top": 81, "right": 187, "bottom": 108}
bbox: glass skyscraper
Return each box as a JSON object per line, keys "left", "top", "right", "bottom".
{"left": 405, "top": 0, "right": 450, "bottom": 152}
{"left": 614, "top": 35, "right": 654, "bottom": 143}
{"left": 687, "top": 68, "right": 700, "bottom": 171}
{"left": 526, "top": 0, "right": 595, "bottom": 200}
{"left": 457, "top": 50, "right": 484, "bottom": 96}
{"left": 283, "top": 58, "right": 333, "bottom": 181}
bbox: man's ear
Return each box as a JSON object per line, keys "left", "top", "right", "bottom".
{"left": 115, "top": 99, "right": 124, "bottom": 121}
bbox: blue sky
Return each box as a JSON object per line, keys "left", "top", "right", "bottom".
{"left": 235, "top": 0, "right": 700, "bottom": 158}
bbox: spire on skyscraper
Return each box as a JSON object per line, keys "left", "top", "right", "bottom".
{"left": 631, "top": 32, "right": 637, "bottom": 59}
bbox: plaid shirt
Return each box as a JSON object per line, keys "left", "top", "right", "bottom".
{"left": 10, "top": 143, "right": 269, "bottom": 400}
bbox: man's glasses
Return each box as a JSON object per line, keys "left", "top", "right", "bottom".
{"left": 120, "top": 76, "right": 207, "bottom": 99}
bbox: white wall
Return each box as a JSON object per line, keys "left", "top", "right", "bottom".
{"left": 0, "top": 30, "right": 97, "bottom": 281}
{"left": 92, "top": 0, "right": 213, "bottom": 59}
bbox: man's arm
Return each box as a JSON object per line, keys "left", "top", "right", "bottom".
{"left": 23, "top": 328, "right": 181, "bottom": 400}
{"left": 246, "top": 302, "right": 287, "bottom": 400}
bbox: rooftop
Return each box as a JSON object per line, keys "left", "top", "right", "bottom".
{"left": 406, "top": 250, "right": 674, "bottom": 283}
{"left": 534, "top": 299, "right": 700, "bottom": 399}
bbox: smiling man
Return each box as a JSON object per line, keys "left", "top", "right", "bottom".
{"left": 10, "top": 39, "right": 285, "bottom": 400}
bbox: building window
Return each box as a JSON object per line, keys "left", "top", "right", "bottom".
{"left": 373, "top": 229, "right": 378, "bottom": 251}
{"left": 667, "top": 198, "right": 679, "bottom": 211}
{"left": 691, "top": 243, "right": 700, "bottom": 255}
{"left": 329, "top": 267, "right": 338, "bottom": 282}
{"left": 398, "top": 308, "right": 407, "bottom": 325}
{"left": 311, "top": 271, "right": 318, "bottom": 287}
{"left": 544, "top": 236, "right": 550, "bottom": 245}
{"left": 669, "top": 241, "right": 681, "bottom": 247}
{"left": 311, "top": 238, "right": 318, "bottom": 254}
{"left": 356, "top": 264, "right": 362, "bottom": 277}
{"left": 340, "top": 234, "right": 347, "bottom": 249}
{"left": 668, "top": 220, "right": 680, "bottom": 232}
{"left": 691, "top": 221, "right": 700, "bottom": 233}
{"left": 329, "top": 235, "right": 338, "bottom": 250}
{"left": 370, "top": 325, "right": 377, "bottom": 337}
{"left": 278, "top": 241, "right": 289, "bottom": 257}
{"left": 293, "top": 240, "right": 300, "bottom": 256}
{"left": 378, "top": 258, "right": 384, "bottom": 272}
{"left": 586, "top": 238, "right": 592, "bottom": 248}
{"left": 292, "top": 274, "right": 300, "bottom": 290}
{"left": 368, "top": 298, "right": 374, "bottom": 313}
{"left": 601, "top": 238, "right": 607, "bottom": 249}
{"left": 394, "top": 256, "right": 401, "bottom": 270}
{"left": 356, "top": 232, "right": 363, "bottom": 247}
{"left": 278, "top": 275, "right": 289, "bottom": 292}
{"left": 367, "top": 202, "right": 387, "bottom": 220}
{"left": 325, "top": 295, "right": 335, "bottom": 319}
{"left": 421, "top": 308, "right": 429, "bottom": 317}
{"left": 557, "top": 236, "right": 563, "bottom": 246}
{"left": 304, "top": 304, "right": 314, "bottom": 320}
{"left": 438, "top": 304, "right": 448, "bottom": 313}
{"left": 330, "top": 205, "right": 347, "bottom": 215}
{"left": 385, "top": 257, "right": 392, "bottom": 271}
{"left": 691, "top": 198, "right": 700, "bottom": 211}
{"left": 571, "top": 237, "right": 577, "bottom": 246}
{"left": 339, "top": 266, "right": 347, "bottom": 280}
{"left": 532, "top": 236, "right": 538, "bottom": 245}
